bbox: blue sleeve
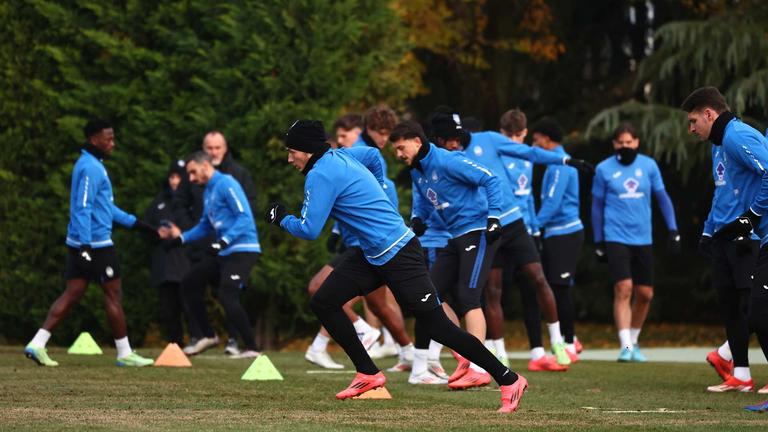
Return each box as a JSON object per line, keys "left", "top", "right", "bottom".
{"left": 383, "top": 179, "right": 399, "bottom": 208}
{"left": 536, "top": 167, "right": 569, "bottom": 228}
{"left": 345, "top": 147, "right": 384, "bottom": 184}
{"left": 219, "top": 182, "right": 255, "bottom": 244}
{"left": 591, "top": 195, "right": 605, "bottom": 243}
{"left": 445, "top": 156, "right": 503, "bottom": 217}
{"left": 703, "top": 193, "right": 716, "bottom": 237}
{"left": 181, "top": 214, "right": 214, "bottom": 243}
{"left": 71, "top": 166, "right": 98, "bottom": 244}
{"left": 110, "top": 202, "right": 137, "bottom": 228}
{"left": 281, "top": 170, "right": 337, "bottom": 240}
{"left": 527, "top": 193, "right": 539, "bottom": 234}
{"left": 726, "top": 133, "right": 768, "bottom": 216}
{"left": 649, "top": 160, "right": 666, "bottom": 192}
{"left": 495, "top": 141, "right": 567, "bottom": 166}
{"left": 411, "top": 180, "right": 434, "bottom": 221}
{"left": 653, "top": 188, "right": 678, "bottom": 232}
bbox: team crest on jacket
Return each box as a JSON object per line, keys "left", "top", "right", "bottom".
{"left": 426, "top": 188, "right": 439, "bottom": 206}
{"left": 517, "top": 174, "right": 529, "bottom": 190}
{"left": 715, "top": 161, "right": 726, "bottom": 186}
{"left": 619, "top": 177, "right": 644, "bottom": 199}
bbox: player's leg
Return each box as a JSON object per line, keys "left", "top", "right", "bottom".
{"left": 365, "top": 287, "right": 413, "bottom": 371}
{"left": 181, "top": 256, "right": 221, "bottom": 355}
{"left": 484, "top": 263, "right": 508, "bottom": 366}
{"left": 624, "top": 244, "right": 654, "bottom": 362}
{"left": 749, "top": 245, "right": 768, "bottom": 397}
{"left": 605, "top": 242, "right": 634, "bottom": 361}
{"left": 543, "top": 230, "right": 583, "bottom": 363}
{"left": 305, "top": 263, "right": 345, "bottom": 368}
{"left": 217, "top": 253, "right": 260, "bottom": 358}
{"left": 157, "top": 281, "right": 184, "bottom": 345}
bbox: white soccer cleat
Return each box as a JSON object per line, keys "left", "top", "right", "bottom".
{"left": 427, "top": 360, "right": 449, "bottom": 380}
{"left": 357, "top": 327, "right": 381, "bottom": 351}
{"left": 230, "top": 350, "right": 261, "bottom": 359}
{"left": 182, "top": 335, "right": 220, "bottom": 356}
{"left": 305, "top": 347, "right": 344, "bottom": 369}
{"left": 408, "top": 370, "right": 448, "bottom": 385}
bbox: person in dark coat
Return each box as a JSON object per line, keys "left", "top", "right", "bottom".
{"left": 144, "top": 160, "right": 192, "bottom": 345}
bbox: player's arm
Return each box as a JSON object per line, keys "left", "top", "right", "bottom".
{"left": 346, "top": 146, "right": 385, "bottom": 184}
{"left": 495, "top": 139, "right": 566, "bottom": 165}
{"left": 590, "top": 168, "right": 606, "bottom": 243}
{"left": 110, "top": 202, "right": 138, "bottom": 228}
{"left": 218, "top": 183, "right": 254, "bottom": 245}
{"left": 536, "top": 167, "right": 568, "bottom": 228}
{"left": 71, "top": 166, "right": 98, "bottom": 245}
{"left": 280, "top": 171, "right": 337, "bottom": 240}
{"left": 446, "top": 157, "right": 503, "bottom": 218}
{"left": 526, "top": 192, "right": 540, "bottom": 235}
{"left": 731, "top": 134, "right": 768, "bottom": 216}
{"left": 650, "top": 161, "right": 678, "bottom": 232}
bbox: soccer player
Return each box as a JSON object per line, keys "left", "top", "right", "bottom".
{"left": 333, "top": 113, "right": 363, "bottom": 148}
{"left": 681, "top": 86, "right": 768, "bottom": 393}
{"left": 266, "top": 120, "right": 527, "bottom": 413}
{"left": 160, "top": 151, "right": 262, "bottom": 359}
{"left": 429, "top": 111, "right": 594, "bottom": 372}
{"left": 24, "top": 119, "right": 155, "bottom": 367}
{"left": 591, "top": 122, "right": 680, "bottom": 362}
{"left": 530, "top": 118, "right": 585, "bottom": 363}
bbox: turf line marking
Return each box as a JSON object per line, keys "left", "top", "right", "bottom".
{"left": 582, "top": 407, "right": 685, "bottom": 413}
{"left": 306, "top": 370, "right": 355, "bottom": 374}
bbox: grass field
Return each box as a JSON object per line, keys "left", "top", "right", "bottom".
{"left": 2, "top": 346, "right": 767, "bottom": 431}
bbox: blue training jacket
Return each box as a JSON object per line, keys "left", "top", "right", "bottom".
{"left": 464, "top": 131, "right": 570, "bottom": 227}
{"left": 66, "top": 149, "right": 137, "bottom": 248}
{"left": 411, "top": 143, "right": 503, "bottom": 238}
{"left": 410, "top": 180, "right": 452, "bottom": 248}
{"left": 281, "top": 147, "right": 413, "bottom": 265}
{"left": 181, "top": 171, "right": 261, "bottom": 255}
{"left": 537, "top": 145, "right": 583, "bottom": 238}
{"left": 591, "top": 154, "right": 677, "bottom": 245}
{"left": 500, "top": 154, "right": 539, "bottom": 234}
{"left": 702, "top": 118, "right": 768, "bottom": 244}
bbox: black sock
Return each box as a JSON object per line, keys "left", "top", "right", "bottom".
{"left": 414, "top": 307, "right": 517, "bottom": 386}
{"left": 750, "top": 298, "right": 768, "bottom": 362}
{"left": 520, "top": 277, "right": 542, "bottom": 349}
{"left": 723, "top": 290, "right": 750, "bottom": 368}
{"left": 552, "top": 284, "right": 575, "bottom": 344}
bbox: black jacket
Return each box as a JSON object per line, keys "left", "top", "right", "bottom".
{"left": 143, "top": 187, "right": 191, "bottom": 287}
{"left": 172, "top": 152, "right": 258, "bottom": 262}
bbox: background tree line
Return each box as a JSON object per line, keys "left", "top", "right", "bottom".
{"left": 1, "top": 0, "right": 766, "bottom": 347}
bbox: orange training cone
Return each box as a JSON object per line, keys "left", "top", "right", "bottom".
{"left": 154, "top": 343, "right": 192, "bottom": 367}
{"left": 353, "top": 387, "right": 392, "bottom": 399}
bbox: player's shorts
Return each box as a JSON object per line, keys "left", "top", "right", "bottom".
{"left": 711, "top": 238, "right": 759, "bottom": 294}
{"left": 327, "top": 237, "right": 440, "bottom": 313}
{"left": 542, "top": 230, "right": 584, "bottom": 286}
{"left": 422, "top": 247, "right": 442, "bottom": 270}
{"left": 430, "top": 230, "right": 495, "bottom": 316}
{"left": 492, "top": 219, "right": 540, "bottom": 269}
{"left": 329, "top": 246, "right": 362, "bottom": 269}
{"left": 605, "top": 242, "right": 653, "bottom": 285}
{"left": 751, "top": 244, "right": 768, "bottom": 303}
{"left": 65, "top": 246, "right": 121, "bottom": 283}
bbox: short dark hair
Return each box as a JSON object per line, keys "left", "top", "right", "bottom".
{"left": 364, "top": 105, "right": 398, "bottom": 131}
{"left": 332, "top": 113, "right": 363, "bottom": 131}
{"left": 185, "top": 150, "right": 213, "bottom": 165}
{"left": 681, "top": 86, "right": 730, "bottom": 113}
{"left": 530, "top": 117, "right": 563, "bottom": 143}
{"left": 500, "top": 109, "right": 527, "bottom": 135}
{"left": 389, "top": 120, "right": 429, "bottom": 146}
{"left": 612, "top": 122, "right": 638, "bottom": 141}
{"left": 83, "top": 118, "right": 112, "bottom": 139}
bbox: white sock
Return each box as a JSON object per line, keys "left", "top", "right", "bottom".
{"left": 29, "top": 329, "right": 51, "bottom": 348}
{"left": 400, "top": 343, "right": 414, "bottom": 362}
{"left": 733, "top": 366, "right": 751, "bottom": 381}
{"left": 412, "top": 349, "right": 428, "bottom": 375}
{"left": 382, "top": 327, "right": 395, "bottom": 346}
{"left": 115, "top": 337, "right": 132, "bottom": 359}
{"left": 630, "top": 327, "right": 641, "bottom": 345}
{"left": 566, "top": 343, "right": 577, "bottom": 354}
{"left": 310, "top": 332, "right": 329, "bottom": 353}
{"left": 718, "top": 341, "right": 733, "bottom": 361}
{"left": 618, "top": 329, "right": 633, "bottom": 350}
{"left": 547, "top": 321, "right": 564, "bottom": 345}
{"left": 469, "top": 362, "right": 487, "bottom": 373}
{"left": 427, "top": 340, "right": 443, "bottom": 361}
{"left": 494, "top": 338, "right": 507, "bottom": 358}
{"left": 352, "top": 318, "right": 375, "bottom": 335}
{"left": 531, "top": 347, "right": 546, "bottom": 361}
{"left": 484, "top": 339, "right": 495, "bottom": 351}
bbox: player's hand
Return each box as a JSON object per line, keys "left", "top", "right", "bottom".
{"left": 714, "top": 209, "right": 760, "bottom": 241}
{"left": 565, "top": 158, "right": 595, "bottom": 175}
{"left": 208, "top": 239, "right": 228, "bottom": 255}
{"left": 697, "top": 236, "right": 712, "bottom": 259}
{"left": 532, "top": 231, "right": 543, "bottom": 254}
{"left": 265, "top": 202, "right": 287, "bottom": 225}
{"left": 594, "top": 241, "right": 607, "bottom": 263}
{"left": 326, "top": 232, "right": 342, "bottom": 253}
{"left": 133, "top": 219, "right": 158, "bottom": 238}
{"left": 486, "top": 217, "right": 502, "bottom": 243}
{"left": 410, "top": 217, "right": 428, "bottom": 237}
{"left": 668, "top": 230, "right": 682, "bottom": 255}
{"left": 78, "top": 244, "right": 93, "bottom": 269}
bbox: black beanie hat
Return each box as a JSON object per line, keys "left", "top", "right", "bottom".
{"left": 530, "top": 118, "right": 563, "bottom": 143}
{"left": 168, "top": 159, "right": 186, "bottom": 177}
{"left": 429, "top": 112, "right": 471, "bottom": 148}
{"left": 285, "top": 120, "right": 327, "bottom": 153}
{"left": 83, "top": 118, "right": 112, "bottom": 139}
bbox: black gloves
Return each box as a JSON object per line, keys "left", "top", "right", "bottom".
{"left": 133, "top": 219, "right": 158, "bottom": 237}
{"left": 565, "top": 158, "right": 595, "bottom": 175}
{"left": 486, "top": 217, "right": 502, "bottom": 243}
{"left": 208, "top": 239, "right": 228, "bottom": 256}
{"left": 78, "top": 244, "right": 93, "bottom": 269}
{"left": 326, "top": 232, "right": 342, "bottom": 253}
{"left": 698, "top": 236, "right": 712, "bottom": 259}
{"left": 714, "top": 209, "right": 761, "bottom": 241}
{"left": 411, "top": 217, "right": 427, "bottom": 237}
{"left": 265, "top": 202, "right": 288, "bottom": 225}
{"left": 594, "top": 241, "right": 607, "bottom": 263}
{"left": 668, "top": 230, "right": 682, "bottom": 255}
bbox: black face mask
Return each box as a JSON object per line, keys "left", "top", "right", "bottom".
{"left": 615, "top": 147, "right": 638, "bottom": 166}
